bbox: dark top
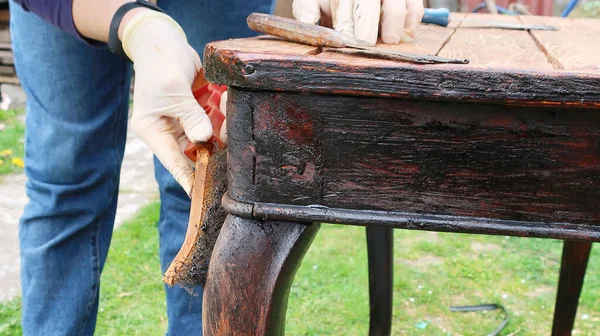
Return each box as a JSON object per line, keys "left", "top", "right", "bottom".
{"left": 13, "top": 0, "right": 82, "bottom": 41}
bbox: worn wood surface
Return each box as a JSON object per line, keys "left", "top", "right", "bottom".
{"left": 552, "top": 241, "right": 592, "bottom": 335}
{"left": 204, "top": 14, "right": 600, "bottom": 107}
{"left": 163, "top": 146, "right": 228, "bottom": 288}
{"left": 439, "top": 14, "right": 552, "bottom": 70}
{"left": 519, "top": 15, "right": 600, "bottom": 72}
{"left": 226, "top": 88, "right": 600, "bottom": 227}
{"left": 202, "top": 214, "right": 320, "bottom": 336}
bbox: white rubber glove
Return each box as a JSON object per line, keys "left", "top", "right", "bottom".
{"left": 292, "top": 0, "right": 425, "bottom": 45}
{"left": 122, "top": 10, "right": 211, "bottom": 197}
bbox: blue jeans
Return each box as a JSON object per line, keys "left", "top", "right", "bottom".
{"left": 9, "top": 0, "right": 275, "bottom": 335}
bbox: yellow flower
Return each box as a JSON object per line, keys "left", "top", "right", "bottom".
{"left": 0, "top": 159, "right": 3, "bottom": 165}
{"left": 0, "top": 149, "right": 12, "bottom": 156}
{"left": 11, "top": 157, "right": 24, "bottom": 168}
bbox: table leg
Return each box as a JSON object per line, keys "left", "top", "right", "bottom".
{"left": 366, "top": 227, "right": 394, "bottom": 336}
{"left": 551, "top": 240, "right": 592, "bottom": 336}
{"left": 202, "top": 214, "right": 320, "bottom": 336}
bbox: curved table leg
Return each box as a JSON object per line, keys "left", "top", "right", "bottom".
{"left": 202, "top": 214, "right": 320, "bottom": 336}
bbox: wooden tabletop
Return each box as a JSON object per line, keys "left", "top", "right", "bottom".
{"left": 204, "top": 13, "right": 600, "bottom": 107}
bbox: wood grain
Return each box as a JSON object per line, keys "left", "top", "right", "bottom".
{"left": 209, "top": 35, "right": 319, "bottom": 55}
{"left": 204, "top": 15, "right": 600, "bottom": 107}
{"left": 519, "top": 16, "right": 600, "bottom": 72}
{"left": 364, "top": 13, "right": 466, "bottom": 56}
{"left": 438, "top": 14, "right": 552, "bottom": 70}
{"left": 202, "top": 215, "right": 320, "bottom": 336}
{"left": 228, "top": 89, "right": 600, "bottom": 226}
{"left": 163, "top": 145, "right": 228, "bottom": 288}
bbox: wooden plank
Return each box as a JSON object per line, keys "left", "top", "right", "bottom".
{"left": 371, "top": 25, "right": 455, "bottom": 55}
{"left": 0, "top": 65, "right": 15, "bottom": 75}
{"left": 577, "top": 17, "right": 600, "bottom": 32}
{"left": 438, "top": 13, "right": 552, "bottom": 70}
{"left": 519, "top": 15, "right": 600, "bottom": 72}
{"left": 321, "top": 13, "right": 466, "bottom": 59}
{"left": 0, "top": 76, "right": 19, "bottom": 85}
{"left": 204, "top": 15, "right": 600, "bottom": 107}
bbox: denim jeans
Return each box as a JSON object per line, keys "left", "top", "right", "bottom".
{"left": 9, "top": 0, "right": 275, "bottom": 335}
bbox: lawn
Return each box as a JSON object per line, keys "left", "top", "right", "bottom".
{"left": 0, "top": 107, "right": 25, "bottom": 175}
{"left": 1, "top": 201, "right": 599, "bottom": 335}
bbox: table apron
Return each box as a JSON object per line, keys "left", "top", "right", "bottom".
{"left": 225, "top": 88, "right": 600, "bottom": 231}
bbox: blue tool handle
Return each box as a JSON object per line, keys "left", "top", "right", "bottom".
{"left": 422, "top": 7, "right": 450, "bottom": 27}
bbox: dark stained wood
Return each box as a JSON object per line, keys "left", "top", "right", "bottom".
{"left": 226, "top": 88, "right": 600, "bottom": 226}
{"left": 552, "top": 241, "right": 592, "bottom": 336}
{"left": 203, "top": 14, "right": 600, "bottom": 107}
{"left": 366, "top": 227, "right": 393, "bottom": 336}
{"left": 202, "top": 214, "right": 320, "bottom": 336}
{"left": 223, "top": 89, "right": 259, "bottom": 203}
{"left": 203, "top": 14, "right": 600, "bottom": 336}
{"left": 235, "top": 198, "right": 600, "bottom": 241}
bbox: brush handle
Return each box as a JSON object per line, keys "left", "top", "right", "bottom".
{"left": 246, "top": 12, "right": 372, "bottom": 48}
{"left": 422, "top": 8, "right": 450, "bottom": 27}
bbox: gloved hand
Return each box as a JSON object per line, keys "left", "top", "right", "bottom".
{"left": 121, "top": 10, "right": 212, "bottom": 197}
{"left": 292, "top": 0, "right": 425, "bottom": 45}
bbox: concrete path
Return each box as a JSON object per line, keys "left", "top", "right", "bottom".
{"left": 0, "top": 85, "right": 159, "bottom": 302}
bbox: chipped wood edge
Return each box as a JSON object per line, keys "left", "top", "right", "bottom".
{"left": 163, "top": 149, "right": 211, "bottom": 286}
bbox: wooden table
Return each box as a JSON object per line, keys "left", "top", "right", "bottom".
{"left": 200, "top": 13, "right": 600, "bottom": 335}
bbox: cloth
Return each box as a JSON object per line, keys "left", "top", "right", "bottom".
{"left": 12, "top": 0, "right": 80, "bottom": 41}
{"left": 9, "top": 0, "right": 276, "bottom": 335}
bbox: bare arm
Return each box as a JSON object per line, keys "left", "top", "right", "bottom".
{"left": 12, "top": 0, "right": 213, "bottom": 196}
{"left": 12, "top": 0, "right": 157, "bottom": 44}
{"left": 72, "top": 0, "right": 156, "bottom": 42}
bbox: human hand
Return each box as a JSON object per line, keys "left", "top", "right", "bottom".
{"left": 122, "top": 10, "right": 212, "bottom": 197}
{"left": 292, "top": 0, "right": 425, "bottom": 45}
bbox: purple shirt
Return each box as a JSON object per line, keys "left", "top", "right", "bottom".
{"left": 13, "top": 0, "right": 89, "bottom": 43}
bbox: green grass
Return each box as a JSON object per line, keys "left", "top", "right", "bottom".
{"left": 0, "top": 297, "right": 22, "bottom": 335}
{"left": 94, "top": 201, "right": 167, "bottom": 335}
{"left": 1, "top": 202, "right": 599, "bottom": 335}
{"left": 288, "top": 228, "right": 600, "bottom": 335}
{"left": 0, "top": 108, "right": 25, "bottom": 175}
{"left": 0, "top": 202, "right": 167, "bottom": 336}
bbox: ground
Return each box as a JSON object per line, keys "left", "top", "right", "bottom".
{"left": 3, "top": 202, "right": 599, "bottom": 335}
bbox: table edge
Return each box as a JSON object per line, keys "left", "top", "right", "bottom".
{"left": 204, "top": 42, "right": 600, "bottom": 108}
